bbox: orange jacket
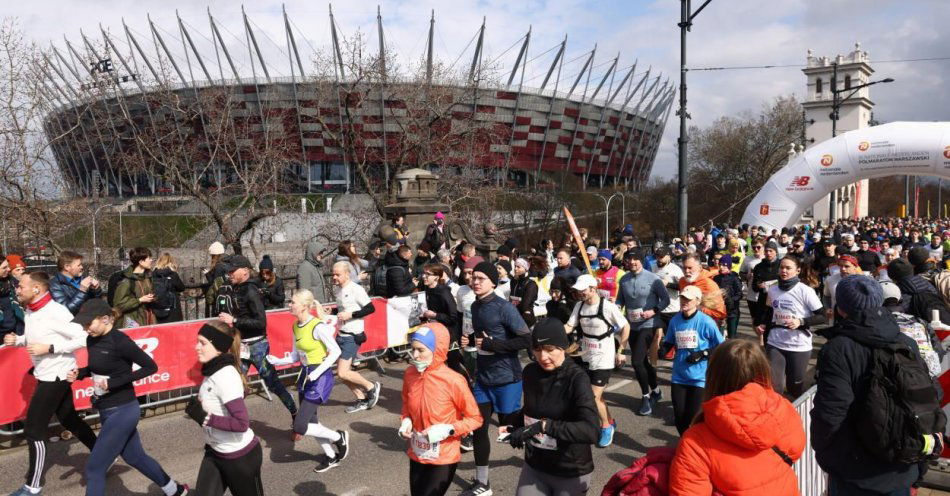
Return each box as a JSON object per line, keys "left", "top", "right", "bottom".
{"left": 670, "top": 382, "right": 805, "bottom": 496}
{"left": 401, "top": 322, "right": 482, "bottom": 465}
{"left": 679, "top": 274, "right": 727, "bottom": 321}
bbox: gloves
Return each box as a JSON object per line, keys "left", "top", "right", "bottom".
{"left": 508, "top": 422, "right": 544, "bottom": 449}
{"left": 479, "top": 333, "right": 495, "bottom": 352}
{"left": 686, "top": 349, "right": 710, "bottom": 364}
{"left": 185, "top": 398, "right": 208, "bottom": 426}
{"left": 398, "top": 418, "right": 413, "bottom": 438}
{"left": 427, "top": 423, "right": 455, "bottom": 444}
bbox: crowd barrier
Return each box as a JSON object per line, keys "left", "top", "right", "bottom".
{"left": 0, "top": 293, "right": 427, "bottom": 430}
{"left": 791, "top": 385, "right": 827, "bottom": 496}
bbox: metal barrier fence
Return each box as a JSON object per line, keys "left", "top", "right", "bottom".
{"left": 792, "top": 385, "right": 827, "bottom": 496}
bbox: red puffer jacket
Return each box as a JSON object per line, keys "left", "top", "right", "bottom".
{"left": 602, "top": 446, "right": 727, "bottom": 496}
{"left": 669, "top": 382, "right": 805, "bottom": 496}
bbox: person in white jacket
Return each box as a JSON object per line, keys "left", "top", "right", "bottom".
{"left": 4, "top": 270, "right": 98, "bottom": 496}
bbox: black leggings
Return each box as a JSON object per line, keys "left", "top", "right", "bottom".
{"left": 24, "top": 379, "right": 97, "bottom": 489}
{"left": 766, "top": 345, "right": 811, "bottom": 398}
{"left": 409, "top": 459, "right": 457, "bottom": 496}
{"left": 473, "top": 402, "right": 520, "bottom": 467}
{"left": 670, "top": 383, "right": 704, "bottom": 435}
{"left": 747, "top": 300, "right": 763, "bottom": 327}
{"left": 630, "top": 328, "right": 658, "bottom": 396}
{"left": 195, "top": 442, "right": 264, "bottom": 496}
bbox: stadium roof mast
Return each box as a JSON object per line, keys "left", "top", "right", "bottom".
{"left": 501, "top": 26, "right": 531, "bottom": 185}
{"left": 242, "top": 6, "right": 271, "bottom": 83}
{"left": 565, "top": 45, "right": 596, "bottom": 190}
{"left": 532, "top": 34, "right": 566, "bottom": 190}
{"left": 608, "top": 67, "right": 650, "bottom": 183}
{"left": 615, "top": 73, "right": 658, "bottom": 186}
{"left": 377, "top": 5, "right": 390, "bottom": 184}
{"left": 329, "top": 4, "right": 350, "bottom": 192}
{"left": 469, "top": 17, "right": 485, "bottom": 176}
{"left": 425, "top": 10, "right": 434, "bottom": 85}
{"left": 177, "top": 13, "right": 212, "bottom": 82}
{"left": 585, "top": 57, "right": 634, "bottom": 189}
{"left": 582, "top": 52, "right": 618, "bottom": 187}
{"left": 627, "top": 80, "right": 669, "bottom": 187}
{"left": 37, "top": 61, "right": 90, "bottom": 195}
{"left": 208, "top": 12, "right": 240, "bottom": 80}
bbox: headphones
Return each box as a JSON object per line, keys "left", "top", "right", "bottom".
{"left": 32, "top": 288, "right": 38, "bottom": 295}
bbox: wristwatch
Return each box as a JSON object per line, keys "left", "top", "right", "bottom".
{"left": 48, "top": 344, "right": 54, "bottom": 354}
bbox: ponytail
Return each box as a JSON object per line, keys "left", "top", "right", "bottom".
{"left": 292, "top": 289, "right": 326, "bottom": 320}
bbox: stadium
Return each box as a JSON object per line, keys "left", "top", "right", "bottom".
{"left": 40, "top": 7, "right": 673, "bottom": 197}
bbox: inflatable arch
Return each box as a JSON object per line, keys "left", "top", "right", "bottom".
{"left": 740, "top": 121, "right": 950, "bottom": 231}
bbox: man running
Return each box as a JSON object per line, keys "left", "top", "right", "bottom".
{"left": 460, "top": 262, "right": 530, "bottom": 496}
{"left": 331, "top": 261, "right": 381, "bottom": 413}
{"left": 4, "top": 270, "right": 97, "bottom": 496}
{"left": 565, "top": 274, "right": 629, "bottom": 447}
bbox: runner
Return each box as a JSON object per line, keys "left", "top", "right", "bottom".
{"left": 66, "top": 299, "right": 188, "bottom": 496}
{"left": 460, "top": 261, "right": 531, "bottom": 496}
{"left": 509, "top": 258, "right": 539, "bottom": 328}
{"left": 593, "top": 249, "right": 624, "bottom": 302}
{"left": 187, "top": 320, "right": 263, "bottom": 496}
{"left": 756, "top": 256, "right": 827, "bottom": 398}
{"left": 616, "top": 250, "right": 670, "bottom": 416}
{"left": 331, "top": 261, "right": 381, "bottom": 413}
{"left": 4, "top": 270, "right": 98, "bottom": 496}
{"left": 564, "top": 274, "right": 629, "bottom": 447}
{"left": 506, "top": 318, "right": 599, "bottom": 496}
{"left": 400, "top": 323, "right": 482, "bottom": 496}
{"left": 266, "top": 290, "right": 349, "bottom": 472}
{"left": 659, "top": 285, "right": 725, "bottom": 435}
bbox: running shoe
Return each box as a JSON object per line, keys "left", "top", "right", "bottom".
{"left": 496, "top": 430, "right": 511, "bottom": 443}
{"left": 334, "top": 430, "right": 350, "bottom": 462}
{"left": 172, "top": 483, "right": 189, "bottom": 496}
{"left": 366, "top": 381, "right": 381, "bottom": 409}
{"left": 313, "top": 455, "right": 341, "bottom": 473}
{"left": 598, "top": 424, "right": 615, "bottom": 448}
{"left": 636, "top": 396, "right": 653, "bottom": 416}
{"left": 650, "top": 388, "right": 663, "bottom": 407}
{"left": 8, "top": 486, "right": 38, "bottom": 496}
{"left": 460, "top": 434, "right": 474, "bottom": 452}
{"left": 345, "top": 400, "right": 369, "bottom": 414}
{"left": 460, "top": 480, "right": 492, "bottom": 496}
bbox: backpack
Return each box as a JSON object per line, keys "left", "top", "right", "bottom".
{"left": 576, "top": 298, "right": 616, "bottom": 340}
{"left": 204, "top": 275, "right": 226, "bottom": 308}
{"left": 371, "top": 263, "right": 408, "bottom": 297}
{"left": 150, "top": 273, "right": 176, "bottom": 319}
{"left": 214, "top": 284, "right": 238, "bottom": 316}
{"left": 931, "top": 270, "right": 950, "bottom": 308}
{"left": 909, "top": 290, "right": 950, "bottom": 325}
{"left": 106, "top": 270, "right": 126, "bottom": 307}
{"left": 855, "top": 339, "right": 947, "bottom": 464}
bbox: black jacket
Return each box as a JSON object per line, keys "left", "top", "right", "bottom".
{"left": 216, "top": 280, "right": 267, "bottom": 340}
{"left": 509, "top": 276, "right": 539, "bottom": 327}
{"left": 751, "top": 257, "right": 780, "bottom": 304}
{"left": 424, "top": 283, "right": 460, "bottom": 341}
{"left": 260, "top": 276, "right": 286, "bottom": 310}
{"left": 0, "top": 276, "right": 23, "bottom": 335}
{"left": 511, "top": 357, "right": 599, "bottom": 478}
{"left": 151, "top": 268, "right": 186, "bottom": 323}
{"left": 384, "top": 250, "right": 415, "bottom": 298}
{"left": 812, "top": 307, "right": 922, "bottom": 492}
{"left": 712, "top": 272, "right": 742, "bottom": 316}
{"left": 50, "top": 272, "right": 102, "bottom": 315}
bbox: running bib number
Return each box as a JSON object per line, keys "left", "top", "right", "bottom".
{"left": 627, "top": 308, "right": 644, "bottom": 322}
{"left": 582, "top": 337, "right": 604, "bottom": 351}
{"left": 675, "top": 330, "right": 699, "bottom": 349}
{"left": 510, "top": 296, "right": 522, "bottom": 306}
{"left": 597, "top": 289, "right": 611, "bottom": 300}
{"left": 239, "top": 343, "right": 250, "bottom": 360}
{"left": 410, "top": 432, "right": 440, "bottom": 461}
{"left": 524, "top": 415, "right": 557, "bottom": 450}
{"left": 773, "top": 311, "right": 795, "bottom": 325}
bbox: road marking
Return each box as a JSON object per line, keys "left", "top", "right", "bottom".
{"left": 605, "top": 379, "right": 632, "bottom": 392}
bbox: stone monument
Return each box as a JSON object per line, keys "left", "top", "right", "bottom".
{"left": 379, "top": 168, "right": 449, "bottom": 248}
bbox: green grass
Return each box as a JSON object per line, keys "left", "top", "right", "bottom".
{"left": 59, "top": 215, "right": 211, "bottom": 249}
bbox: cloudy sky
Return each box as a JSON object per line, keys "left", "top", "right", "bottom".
{"left": 9, "top": 0, "right": 950, "bottom": 179}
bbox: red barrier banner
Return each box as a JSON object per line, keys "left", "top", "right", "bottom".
{"left": 0, "top": 298, "right": 403, "bottom": 425}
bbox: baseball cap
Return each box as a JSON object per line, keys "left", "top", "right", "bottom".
{"left": 679, "top": 285, "right": 703, "bottom": 301}
{"left": 571, "top": 274, "right": 598, "bottom": 291}
{"left": 225, "top": 255, "right": 252, "bottom": 272}
{"left": 72, "top": 299, "right": 113, "bottom": 327}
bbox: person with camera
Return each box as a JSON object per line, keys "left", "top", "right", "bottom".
{"left": 331, "top": 261, "right": 380, "bottom": 414}
{"left": 215, "top": 255, "right": 297, "bottom": 419}
{"left": 49, "top": 250, "right": 101, "bottom": 316}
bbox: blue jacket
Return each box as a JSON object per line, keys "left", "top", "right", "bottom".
{"left": 50, "top": 272, "right": 102, "bottom": 315}
{"left": 662, "top": 310, "right": 723, "bottom": 387}
{"left": 616, "top": 269, "right": 670, "bottom": 330}
{"left": 471, "top": 293, "right": 531, "bottom": 386}
{"left": 0, "top": 276, "right": 23, "bottom": 335}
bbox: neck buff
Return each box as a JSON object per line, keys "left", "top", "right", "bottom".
{"left": 778, "top": 276, "right": 800, "bottom": 292}
{"left": 201, "top": 352, "right": 236, "bottom": 377}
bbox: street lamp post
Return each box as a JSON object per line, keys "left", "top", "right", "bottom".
{"left": 828, "top": 61, "right": 894, "bottom": 221}
{"left": 594, "top": 192, "right": 623, "bottom": 244}
{"left": 91, "top": 203, "right": 110, "bottom": 272}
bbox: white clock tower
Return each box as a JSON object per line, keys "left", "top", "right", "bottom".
{"left": 802, "top": 44, "right": 874, "bottom": 223}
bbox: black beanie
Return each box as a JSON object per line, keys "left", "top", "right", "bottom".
{"left": 259, "top": 255, "right": 274, "bottom": 271}
{"left": 497, "top": 244, "right": 512, "bottom": 257}
{"left": 532, "top": 318, "right": 569, "bottom": 349}
{"left": 908, "top": 246, "right": 930, "bottom": 268}
{"left": 473, "top": 261, "right": 499, "bottom": 287}
{"left": 887, "top": 258, "right": 913, "bottom": 281}
{"left": 496, "top": 259, "right": 512, "bottom": 276}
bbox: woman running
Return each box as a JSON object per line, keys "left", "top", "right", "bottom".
{"left": 187, "top": 320, "right": 264, "bottom": 496}
{"left": 506, "top": 318, "right": 599, "bottom": 496}
{"left": 659, "top": 285, "right": 725, "bottom": 435}
{"left": 670, "top": 339, "right": 805, "bottom": 494}
{"left": 400, "top": 322, "right": 482, "bottom": 496}
{"left": 266, "top": 290, "right": 349, "bottom": 472}
{"left": 67, "top": 299, "right": 188, "bottom": 496}
{"left": 756, "top": 256, "right": 827, "bottom": 398}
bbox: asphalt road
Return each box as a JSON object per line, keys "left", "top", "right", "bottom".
{"left": 0, "top": 321, "right": 743, "bottom": 495}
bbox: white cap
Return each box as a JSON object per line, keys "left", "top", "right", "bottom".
{"left": 208, "top": 241, "right": 225, "bottom": 255}
{"left": 571, "top": 274, "right": 598, "bottom": 291}
{"left": 880, "top": 281, "right": 901, "bottom": 302}
{"left": 679, "top": 285, "right": 703, "bottom": 301}
{"left": 586, "top": 246, "right": 597, "bottom": 255}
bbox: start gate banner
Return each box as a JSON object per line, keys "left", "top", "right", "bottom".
{"left": 0, "top": 297, "right": 411, "bottom": 425}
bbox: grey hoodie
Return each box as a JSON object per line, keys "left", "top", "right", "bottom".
{"left": 297, "top": 240, "right": 329, "bottom": 302}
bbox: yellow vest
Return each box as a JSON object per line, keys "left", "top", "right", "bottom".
{"left": 293, "top": 318, "right": 328, "bottom": 365}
